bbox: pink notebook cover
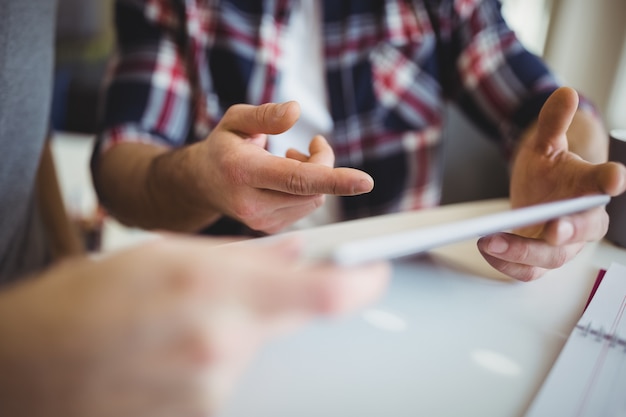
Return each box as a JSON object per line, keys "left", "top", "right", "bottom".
{"left": 584, "top": 269, "right": 607, "bottom": 312}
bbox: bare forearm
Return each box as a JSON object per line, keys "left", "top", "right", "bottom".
{"left": 93, "top": 142, "right": 222, "bottom": 232}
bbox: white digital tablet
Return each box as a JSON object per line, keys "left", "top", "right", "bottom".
{"left": 330, "top": 194, "right": 611, "bottom": 266}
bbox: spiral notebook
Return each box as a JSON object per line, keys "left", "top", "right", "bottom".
{"left": 525, "top": 262, "right": 626, "bottom": 417}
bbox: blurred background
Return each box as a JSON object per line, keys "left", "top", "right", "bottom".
{"left": 53, "top": 0, "right": 114, "bottom": 134}
{"left": 439, "top": 0, "right": 626, "bottom": 204}
{"left": 51, "top": 0, "right": 626, "bottom": 136}
{"left": 50, "top": 0, "right": 626, "bottom": 249}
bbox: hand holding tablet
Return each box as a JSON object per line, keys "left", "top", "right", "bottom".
{"left": 332, "top": 195, "right": 611, "bottom": 266}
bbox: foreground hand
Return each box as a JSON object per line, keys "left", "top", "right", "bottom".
{"left": 0, "top": 236, "right": 390, "bottom": 417}
{"left": 191, "top": 101, "right": 373, "bottom": 233}
{"left": 477, "top": 87, "right": 626, "bottom": 281}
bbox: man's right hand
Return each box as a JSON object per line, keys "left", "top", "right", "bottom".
{"left": 187, "top": 101, "right": 373, "bottom": 233}
{"left": 96, "top": 102, "right": 373, "bottom": 233}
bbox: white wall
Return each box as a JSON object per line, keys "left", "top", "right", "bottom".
{"left": 501, "top": 0, "right": 552, "bottom": 56}
{"left": 543, "top": 0, "right": 626, "bottom": 128}
{"left": 607, "top": 39, "right": 626, "bottom": 129}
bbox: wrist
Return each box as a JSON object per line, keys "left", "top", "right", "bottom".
{"left": 147, "top": 144, "right": 223, "bottom": 232}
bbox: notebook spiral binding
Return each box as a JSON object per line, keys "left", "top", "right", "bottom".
{"left": 575, "top": 321, "right": 626, "bottom": 351}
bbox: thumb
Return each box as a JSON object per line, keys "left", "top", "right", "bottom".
{"left": 534, "top": 87, "right": 579, "bottom": 154}
{"left": 221, "top": 101, "right": 300, "bottom": 136}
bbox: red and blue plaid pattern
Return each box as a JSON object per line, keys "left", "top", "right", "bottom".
{"left": 96, "top": 0, "right": 584, "bottom": 225}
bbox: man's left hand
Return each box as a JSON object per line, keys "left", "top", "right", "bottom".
{"left": 477, "top": 87, "right": 626, "bottom": 281}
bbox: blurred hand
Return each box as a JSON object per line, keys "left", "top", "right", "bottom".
{"left": 0, "top": 236, "right": 390, "bottom": 417}
{"left": 192, "top": 101, "right": 373, "bottom": 233}
{"left": 477, "top": 87, "right": 626, "bottom": 281}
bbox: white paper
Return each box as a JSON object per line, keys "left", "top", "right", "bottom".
{"left": 525, "top": 262, "right": 626, "bottom": 417}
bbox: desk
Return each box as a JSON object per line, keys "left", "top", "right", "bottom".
{"left": 219, "top": 200, "right": 626, "bottom": 417}
{"left": 45, "top": 136, "right": 626, "bottom": 415}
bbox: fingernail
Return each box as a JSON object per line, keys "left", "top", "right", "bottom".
{"left": 486, "top": 235, "right": 509, "bottom": 254}
{"left": 557, "top": 220, "right": 574, "bottom": 242}
{"left": 355, "top": 177, "right": 374, "bottom": 193}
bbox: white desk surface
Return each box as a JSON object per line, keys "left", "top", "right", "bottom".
{"left": 219, "top": 199, "right": 626, "bottom": 417}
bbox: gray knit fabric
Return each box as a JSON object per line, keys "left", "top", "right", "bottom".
{"left": 0, "top": 0, "right": 56, "bottom": 283}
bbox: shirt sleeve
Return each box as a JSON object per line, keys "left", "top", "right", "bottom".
{"left": 95, "top": 0, "right": 194, "bottom": 157}
{"left": 448, "top": 0, "right": 596, "bottom": 152}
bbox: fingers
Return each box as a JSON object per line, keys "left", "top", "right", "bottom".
{"left": 596, "top": 161, "right": 626, "bottom": 196}
{"left": 247, "top": 155, "right": 373, "bottom": 196}
{"left": 304, "top": 262, "right": 392, "bottom": 315}
{"left": 154, "top": 232, "right": 390, "bottom": 317}
{"left": 477, "top": 233, "right": 585, "bottom": 281}
{"left": 285, "top": 135, "right": 335, "bottom": 167}
{"left": 534, "top": 87, "right": 579, "bottom": 154}
{"left": 477, "top": 201, "right": 609, "bottom": 281}
{"left": 221, "top": 101, "right": 301, "bottom": 136}
{"left": 192, "top": 236, "right": 390, "bottom": 318}
{"left": 541, "top": 207, "right": 609, "bottom": 246}
{"left": 286, "top": 148, "right": 309, "bottom": 162}
{"left": 250, "top": 133, "right": 369, "bottom": 196}
{"left": 306, "top": 135, "right": 335, "bottom": 166}
{"left": 104, "top": 236, "right": 388, "bottom": 416}
{"left": 248, "top": 259, "right": 392, "bottom": 316}
{"left": 567, "top": 162, "right": 626, "bottom": 197}
{"left": 209, "top": 235, "right": 390, "bottom": 316}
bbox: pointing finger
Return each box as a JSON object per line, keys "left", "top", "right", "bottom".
{"left": 247, "top": 155, "right": 374, "bottom": 196}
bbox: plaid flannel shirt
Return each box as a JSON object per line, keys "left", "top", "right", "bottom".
{"left": 97, "top": 0, "right": 581, "bottom": 231}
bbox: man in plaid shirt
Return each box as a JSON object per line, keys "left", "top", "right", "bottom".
{"left": 93, "top": 0, "right": 626, "bottom": 281}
